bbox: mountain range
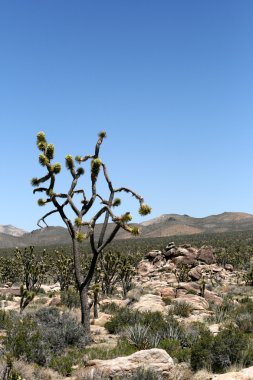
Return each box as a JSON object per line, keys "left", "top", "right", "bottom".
{"left": 1, "top": 212, "right": 253, "bottom": 248}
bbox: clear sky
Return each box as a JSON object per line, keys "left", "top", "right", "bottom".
{"left": 1, "top": 0, "right": 253, "bottom": 231}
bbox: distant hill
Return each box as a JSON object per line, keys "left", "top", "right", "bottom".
{"left": 0, "top": 225, "right": 27, "bottom": 237}
{"left": 1, "top": 212, "right": 253, "bottom": 248}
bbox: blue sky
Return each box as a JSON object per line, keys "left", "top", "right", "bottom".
{"left": 1, "top": 0, "right": 253, "bottom": 231}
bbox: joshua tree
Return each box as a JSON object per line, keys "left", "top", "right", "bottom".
{"left": 31, "top": 131, "right": 151, "bottom": 341}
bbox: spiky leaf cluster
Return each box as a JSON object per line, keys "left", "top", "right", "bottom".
{"left": 98, "top": 131, "right": 107, "bottom": 139}
{"left": 91, "top": 158, "right": 102, "bottom": 175}
{"left": 74, "top": 217, "right": 83, "bottom": 227}
{"left": 45, "top": 144, "right": 54, "bottom": 160}
{"left": 31, "top": 177, "right": 39, "bottom": 187}
{"left": 139, "top": 204, "right": 152, "bottom": 216}
{"left": 65, "top": 155, "right": 74, "bottom": 170}
{"left": 129, "top": 226, "right": 140, "bottom": 236}
{"left": 37, "top": 198, "right": 47, "bottom": 206}
{"left": 76, "top": 232, "right": 86, "bottom": 242}
{"left": 53, "top": 163, "right": 61, "bottom": 174}
{"left": 113, "top": 198, "right": 121, "bottom": 207}
{"left": 121, "top": 212, "right": 132, "bottom": 223}
{"left": 39, "top": 154, "right": 49, "bottom": 167}
{"left": 75, "top": 155, "right": 82, "bottom": 164}
{"left": 37, "top": 131, "right": 47, "bottom": 151}
{"left": 77, "top": 167, "right": 84, "bottom": 176}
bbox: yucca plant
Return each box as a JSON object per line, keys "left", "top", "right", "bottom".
{"left": 32, "top": 131, "right": 151, "bottom": 342}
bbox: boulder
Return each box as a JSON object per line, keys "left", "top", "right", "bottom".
{"left": 204, "top": 290, "right": 223, "bottom": 306}
{"left": 136, "top": 261, "right": 154, "bottom": 276}
{"left": 132, "top": 294, "right": 165, "bottom": 313}
{"left": 225, "top": 263, "right": 234, "bottom": 272}
{"left": 197, "top": 246, "right": 216, "bottom": 264}
{"left": 82, "top": 349, "right": 174, "bottom": 378}
{"left": 165, "top": 242, "right": 176, "bottom": 251}
{"left": 173, "top": 294, "right": 209, "bottom": 311}
{"left": 188, "top": 266, "right": 203, "bottom": 281}
{"left": 172, "top": 254, "right": 197, "bottom": 266}
{"left": 212, "top": 368, "right": 253, "bottom": 379}
{"left": 145, "top": 250, "right": 162, "bottom": 261}
{"left": 160, "top": 287, "right": 176, "bottom": 300}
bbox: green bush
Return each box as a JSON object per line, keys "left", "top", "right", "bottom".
{"left": 190, "top": 329, "right": 213, "bottom": 371}
{"left": 173, "top": 301, "right": 193, "bottom": 318}
{"left": 4, "top": 308, "right": 87, "bottom": 366}
{"left": 159, "top": 339, "right": 190, "bottom": 363}
{"left": 60, "top": 287, "right": 80, "bottom": 309}
{"left": 5, "top": 314, "right": 46, "bottom": 365}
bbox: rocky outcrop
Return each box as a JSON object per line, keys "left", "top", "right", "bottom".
{"left": 82, "top": 348, "right": 174, "bottom": 378}
{"left": 211, "top": 366, "right": 253, "bottom": 379}
{"left": 132, "top": 294, "right": 166, "bottom": 313}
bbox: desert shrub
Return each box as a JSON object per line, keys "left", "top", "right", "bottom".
{"left": 173, "top": 301, "right": 193, "bottom": 318}
{"left": 5, "top": 314, "right": 46, "bottom": 365}
{"left": 104, "top": 307, "right": 144, "bottom": 334}
{"left": 34, "top": 307, "right": 86, "bottom": 352}
{"left": 60, "top": 287, "right": 80, "bottom": 309}
{"left": 190, "top": 329, "right": 214, "bottom": 371}
{"left": 235, "top": 312, "right": 253, "bottom": 333}
{"left": 191, "top": 324, "right": 253, "bottom": 373}
{"left": 159, "top": 339, "right": 190, "bottom": 363}
{"left": 211, "top": 325, "right": 251, "bottom": 372}
{"left": 49, "top": 355, "right": 74, "bottom": 376}
{"left": 4, "top": 308, "right": 86, "bottom": 366}
{"left": 99, "top": 301, "right": 121, "bottom": 314}
{"left": 0, "top": 309, "right": 9, "bottom": 329}
{"left": 84, "top": 339, "right": 137, "bottom": 361}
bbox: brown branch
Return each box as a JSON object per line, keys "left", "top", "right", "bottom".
{"left": 37, "top": 209, "right": 59, "bottom": 228}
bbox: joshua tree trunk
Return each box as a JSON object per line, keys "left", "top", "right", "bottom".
{"left": 79, "top": 285, "right": 91, "bottom": 341}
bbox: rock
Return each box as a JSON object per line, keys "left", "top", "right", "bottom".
{"left": 172, "top": 254, "right": 197, "bottom": 266}
{"left": 225, "top": 263, "right": 234, "bottom": 272}
{"left": 164, "top": 247, "right": 177, "bottom": 258}
{"left": 208, "top": 323, "right": 220, "bottom": 335}
{"left": 188, "top": 266, "right": 203, "bottom": 281}
{"left": 91, "top": 313, "right": 111, "bottom": 327}
{"left": 48, "top": 295, "right": 61, "bottom": 306}
{"left": 204, "top": 290, "right": 223, "bottom": 306}
{"left": 0, "top": 288, "right": 20, "bottom": 296}
{"left": 145, "top": 250, "right": 162, "bottom": 261}
{"left": 160, "top": 287, "right": 176, "bottom": 300}
{"left": 136, "top": 261, "right": 154, "bottom": 276}
{"left": 132, "top": 294, "right": 165, "bottom": 313}
{"left": 173, "top": 294, "right": 209, "bottom": 311}
{"left": 165, "top": 242, "right": 176, "bottom": 251}
{"left": 211, "top": 368, "right": 253, "bottom": 379}
{"left": 82, "top": 349, "right": 174, "bottom": 378}
{"left": 197, "top": 246, "right": 216, "bottom": 264}
{"left": 177, "top": 247, "right": 191, "bottom": 256}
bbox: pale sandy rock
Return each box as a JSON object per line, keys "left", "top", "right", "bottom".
{"left": 91, "top": 313, "right": 111, "bottom": 327}
{"left": 132, "top": 294, "right": 165, "bottom": 313}
{"left": 173, "top": 294, "right": 209, "bottom": 311}
{"left": 241, "top": 367, "right": 253, "bottom": 378}
{"left": 212, "top": 371, "right": 252, "bottom": 379}
{"left": 82, "top": 348, "right": 174, "bottom": 378}
{"left": 204, "top": 290, "right": 223, "bottom": 306}
{"left": 172, "top": 254, "right": 197, "bottom": 266}
{"left": 160, "top": 287, "right": 176, "bottom": 300}
{"left": 208, "top": 323, "right": 220, "bottom": 335}
{"left": 137, "top": 260, "right": 154, "bottom": 276}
